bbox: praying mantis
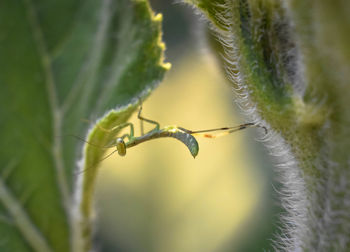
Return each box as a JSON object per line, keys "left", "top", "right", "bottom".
{"left": 84, "top": 103, "right": 267, "bottom": 159}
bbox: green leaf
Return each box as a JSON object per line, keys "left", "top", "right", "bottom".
{"left": 0, "top": 0, "right": 169, "bottom": 251}
{"left": 188, "top": 0, "right": 350, "bottom": 251}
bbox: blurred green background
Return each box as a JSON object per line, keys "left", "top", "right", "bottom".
{"left": 93, "top": 1, "right": 281, "bottom": 251}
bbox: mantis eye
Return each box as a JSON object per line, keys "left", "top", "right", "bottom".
{"left": 116, "top": 138, "right": 126, "bottom": 156}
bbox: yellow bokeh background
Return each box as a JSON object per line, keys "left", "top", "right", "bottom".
{"left": 94, "top": 53, "right": 268, "bottom": 252}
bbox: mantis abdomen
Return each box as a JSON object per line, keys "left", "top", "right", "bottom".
{"left": 126, "top": 126, "right": 199, "bottom": 158}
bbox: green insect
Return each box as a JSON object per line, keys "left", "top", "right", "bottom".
{"left": 84, "top": 103, "right": 267, "bottom": 160}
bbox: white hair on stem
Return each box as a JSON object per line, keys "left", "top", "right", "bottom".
{"left": 203, "top": 1, "right": 310, "bottom": 250}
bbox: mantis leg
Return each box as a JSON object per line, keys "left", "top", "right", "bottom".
{"left": 103, "top": 123, "right": 134, "bottom": 148}
{"left": 84, "top": 118, "right": 135, "bottom": 137}
{"left": 137, "top": 103, "right": 160, "bottom": 135}
{"left": 178, "top": 122, "right": 267, "bottom": 138}
{"left": 111, "top": 123, "right": 134, "bottom": 136}
{"left": 120, "top": 133, "right": 131, "bottom": 141}
{"left": 96, "top": 122, "right": 134, "bottom": 136}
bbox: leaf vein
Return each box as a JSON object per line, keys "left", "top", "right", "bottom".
{"left": 0, "top": 177, "right": 54, "bottom": 252}
{"left": 61, "top": 0, "right": 113, "bottom": 116}
{"left": 23, "top": 0, "right": 71, "bottom": 216}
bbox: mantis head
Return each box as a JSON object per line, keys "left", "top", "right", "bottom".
{"left": 116, "top": 138, "right": 126, "bottom": 156}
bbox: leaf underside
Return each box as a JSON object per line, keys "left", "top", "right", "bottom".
{"left": 0, "top": 0, "right": 169, "bottom": 251}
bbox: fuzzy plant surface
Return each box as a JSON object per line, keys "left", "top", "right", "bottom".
{"left": 187, "top": 0, "right": 350, "bottom": 251}
{"left": 0, "top": 0, "right": 169, "bottom": 251}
